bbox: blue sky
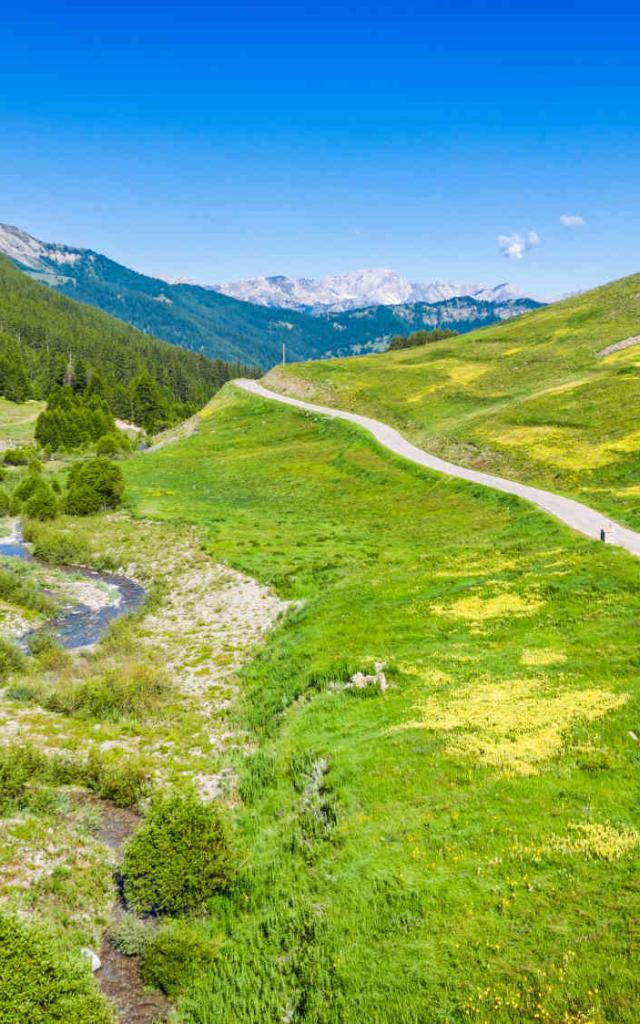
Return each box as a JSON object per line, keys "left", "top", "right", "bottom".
{"left": 1, "top": 0, "right": 639, "bottom": 297}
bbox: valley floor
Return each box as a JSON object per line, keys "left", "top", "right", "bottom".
{"left": 120, "top": 384, "right": 640, "bottom": 1024}
{"left": 1, "top": 379, "right": 639, "bottom": 1022}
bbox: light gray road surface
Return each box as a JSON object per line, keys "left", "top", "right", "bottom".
{"left": 235, "top": 378, "right": 640, "bottom": 559}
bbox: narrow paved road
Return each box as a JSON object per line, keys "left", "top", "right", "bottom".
{"left": 235, "top": 378, "right": 640, "bottom": 559}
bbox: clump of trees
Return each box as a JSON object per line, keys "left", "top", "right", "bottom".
{"left": 388, "top": 327, "right": 458, "bottom": 350}
{"left": 35, "top": 386, "right": 115, "bottom": 451}
{"left": 0, "top": 257, "right": 259, "bottom": 430}
{"left": 65, "top": 457, "right": 125, "bottom": 515}
{"left": 4, "top": 454, "right": 125, "bottom": 522}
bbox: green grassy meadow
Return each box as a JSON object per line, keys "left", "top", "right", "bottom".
{"left": 122, "top": 385, "right": 640, "bottom": 1024}
{"left": 265, "top": 273, "right": 640, "bottom": 528}
{"left": 0, "top": 397, "right": 44, "bottom": 443}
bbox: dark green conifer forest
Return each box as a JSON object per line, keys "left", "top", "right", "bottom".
{"left": 0, "top": 256, "right": 258, "bottom": 430}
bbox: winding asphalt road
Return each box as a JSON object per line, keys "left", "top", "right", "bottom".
{"left": 235, "top": 378, "right": 640, "bottom": 559}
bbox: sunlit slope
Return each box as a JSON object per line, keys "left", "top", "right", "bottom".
{"left": 266, "top": 273, "right": 640, "bottom": 526}
{"left": 0, "top": 397, "right": 44, "bottom": 444}
{"left": 124, "top": 386, "right": 640, "bottom": 1024}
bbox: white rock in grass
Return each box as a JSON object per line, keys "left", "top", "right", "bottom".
{"left": 81, "top": 947, "right": 101, "bottom": 972}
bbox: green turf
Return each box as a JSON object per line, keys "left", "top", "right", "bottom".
{"left": 0, "top": 397, "right": 44, "bottom": 443}
{"left": 266, "top": 273, "right": 640, "bottom": 529}
{"left": 123, "top": 385, "right": 640, "bottom": 1024}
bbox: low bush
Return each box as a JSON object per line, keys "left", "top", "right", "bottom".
{"left": 0, "top": 744, "right": 45, "bottom": 812}
{"left": 83, "top": 749, "right": 152, "bottom": 808}
{"left": 0, "top": 636, "right": 25, "bottom": 682}
{"left": 123, "top": 791, "right": 236, "bottom": 914}
{"left": 0, "top": 912, "right": 112, "bottom": 1024}
{"left": 0, "top": 488, "right": 10, "bottom": 515}
{"left": 3, "top": 446, "right": 33, "bottom": 466}
{"left": 35, "top": 662, "right": 174, "bottom": 722}
{"left": 110, "top": 913, "right": 151, "bottom": 957}
{"left": 22, "top": 520, "right": 91, "bottom": 565}
{"left": 141, "top": 920, "right": 218, "bottom": 996}
{"left": 0, "top": 565, "right": 53, "bottom": 615}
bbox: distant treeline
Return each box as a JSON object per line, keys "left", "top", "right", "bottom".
{"left": 388, "top": 327, "right": 458, "bottom": 350}
{"left": 0, "top": 257, "right": 259, "bottom": 430}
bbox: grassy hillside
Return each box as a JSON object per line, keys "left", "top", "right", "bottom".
{"left": 0, "top": 397, "right": 44, "bottom": 444}
{"left": 0, "top": 256, "right": 256, "bottom": 425}
{"left": 266, "top": 273, "right": 640, "bottom": 527}
{"left": 121, "top": 385, "right": 640, "bottom": 1024}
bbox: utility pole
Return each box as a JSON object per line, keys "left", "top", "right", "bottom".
{"left": 282, "top": 342, "right": 286, "bottom": 366}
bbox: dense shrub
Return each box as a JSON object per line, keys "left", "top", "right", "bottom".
{"left": 141, "top": 921, "right": 218, "bottom": 996}
{"left": 24, "top": 482, "right": 58, "bottom": 521}
{"left": 0, "top": 744, "right": 44, "bottom": 811}
{"left": 96, "top": 432, "right": 131, "bottom": 457}
{"left": 0, "top": 912, "right": 112, "bottom": 1024}
{"left": 123, "top": 791, "right": 236, "bottom": 914}
{"left": 22, "top": 520, "right": 91, "bottom": 565}
{"left": 3, "top": 446, "right": 33, "bottom": 466}
{"left": 0, "top": 488, "right": 10, "bottom": 515}
{"left": 12, "top": 468, "right": 44, "bottom": 505}
{"left": 65, "top": 457, "right": 125, "bottom": 515}
{"left": 110, "top": 913, "right": 151, "bottom": 957}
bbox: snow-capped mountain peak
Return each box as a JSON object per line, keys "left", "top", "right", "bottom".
{"left": 213, "top": 269, "right": 527, "bottom": 313}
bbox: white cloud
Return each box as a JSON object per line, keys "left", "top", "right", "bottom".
{"left": 560, "top": 214, "right": 585, "bottom": 228}
{"left": 497, "top": 231, "right": 540, "bottom": 261}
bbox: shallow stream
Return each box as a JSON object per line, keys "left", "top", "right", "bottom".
{"left": 0, "top": 522, "right": 146, "bottom": 649}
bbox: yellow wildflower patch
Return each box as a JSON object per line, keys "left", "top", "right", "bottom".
{"left": 501, "top": 346, "right": 522, "bottom": 356}
{"left": 394, "top": 678, "right": 627, "bottom": 775}
{"left": 488, "top": 423, "right": 640, "bottom": 471}
{"left": 520, "top": 649, "right": 566, "bottom": 666}
{"left": 433, "top": 588, "right": 542, "bottom": 622}
{"left": 541, "top": 821, "right": 640, "bottom": 861}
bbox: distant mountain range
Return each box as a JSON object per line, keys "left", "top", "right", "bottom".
{"left": 213, "top": 268, "right": 527, "bottom": 313}
{"left": 0, "top": 225, "right": 544, "bottom": 367}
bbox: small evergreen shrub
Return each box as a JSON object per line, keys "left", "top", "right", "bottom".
{"left": 0, "top": 912, "right": 112, "bottom": 1024}
{"left": 96, "top": 432, "right": 123, "bottom": 457}
{"left": 65, "top": 457, "right": 125, "bottom": 515}
{"left": 123, "top": 791, "right": 236, "bottom": 914}
{"left": 24, "top": 482, "right": 58, "bottom": 521}
{"left": 110, "top": 913, "right": 151, "bottom": 957}
{"left": 141, "top": 921, "right": 218, "bottom": 996}
{"left": 3, "top": 446, "right": 32, "bottom": 466}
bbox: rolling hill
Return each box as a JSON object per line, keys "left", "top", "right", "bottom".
{"left": 265, "top": 272, "right": 640, "bottom": 527}
{"left": 0, "top": 225, "right": 542, "bottom": 367}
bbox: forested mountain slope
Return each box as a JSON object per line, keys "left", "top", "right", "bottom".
{"left": 267, "top": 273, "right": 640, "bottom": 526}
{"left": 0, "top": 225, "right": 541, "bottom": 367}
{"left": 0, "top": 256, "right": 256, "bottom": 427}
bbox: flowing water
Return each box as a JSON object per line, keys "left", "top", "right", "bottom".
{"left": 0, "top": 522, "right": 146, "bottom": 649}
